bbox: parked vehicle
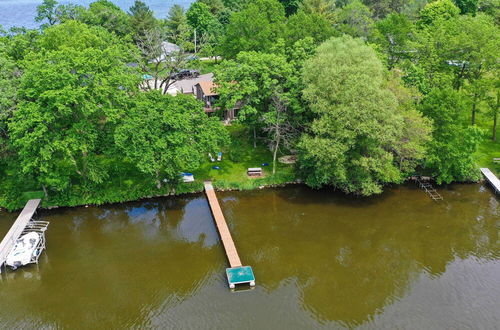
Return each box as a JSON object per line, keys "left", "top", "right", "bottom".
{"left": 170, "top": 69, "right": 200, "bottom": 80}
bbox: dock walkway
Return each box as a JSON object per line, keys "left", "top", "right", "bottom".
{"left": 0, "top": 199, "right": 41, "bottom": 273}
{"left": 204, "top": 181, "right": 255, "bottom": 288}
{"left": 480, "top": 168, "right": 500, "bottom": 194}
{"left": 204, "top": 182, "right": 241, "bottom": 268}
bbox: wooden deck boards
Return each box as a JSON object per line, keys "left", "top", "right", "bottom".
{"left": 0, "top": 199, "right": 41, "bottom": 272}
{"left": 481, "top": 168, "right": 500, "bottom": 194}
{"left": 204, "top": 182, "right": 242, "bottom": 268}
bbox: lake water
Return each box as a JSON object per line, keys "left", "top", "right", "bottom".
{"left": 0, "top": 184, "right": 499, "bottom": 328}
{"left": 0, "top": 0, "right": 194, "bottom": 30}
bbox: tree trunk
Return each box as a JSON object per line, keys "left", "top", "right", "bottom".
{"left": 471, "top": 102, "right": 476, "bottom": 126}
{"left": 253, "top": 127, "right": 257, "bottom": 149}
{"left": 42, "top": 184, "right": 48, "bottom": 199}
{"left": 272, "top": 135, "right": 280, "bottom": 175}
{"left": 156, "top": 170, "right": 161, "bottom": 189}
{"left": 493, "top": 112, "right": 497, "bottom": 141}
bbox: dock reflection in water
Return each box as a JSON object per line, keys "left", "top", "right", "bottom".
{"left": 0, "top": 184, "right": 498, "bottom": 329}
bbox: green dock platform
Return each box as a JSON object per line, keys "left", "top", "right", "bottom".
{"left": 226, "top": 266, "right": 255, "bottom": 289}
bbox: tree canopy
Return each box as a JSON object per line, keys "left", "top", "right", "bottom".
{"left": 299, "top": 36, "right": 430, "bottom": 195}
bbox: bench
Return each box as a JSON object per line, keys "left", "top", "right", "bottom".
{"left": 493, "top": 158, "right": 500, "bottom": 163}
{"left": 247, "top": 167, "right": 262, "bottom": 176}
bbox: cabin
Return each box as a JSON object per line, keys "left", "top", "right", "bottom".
{"left": 194, "top": 81, "right": 240, "bottom": 121}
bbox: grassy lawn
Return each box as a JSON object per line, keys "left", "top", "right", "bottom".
{"left": 474, "top": 115, "right": 500, "bottom": 176}
{"left": 191, "top": 124, "right": 296, "bottom": 190}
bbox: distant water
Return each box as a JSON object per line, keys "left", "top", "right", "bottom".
{"left": 0, "top": 0, "right": 195, "bottom": 30}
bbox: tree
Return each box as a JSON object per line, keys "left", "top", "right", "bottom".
{"left": 35, "top": 0, "right": 59, "bottom": 26}
{"left": 165, "top": 5, "right": 191, "bottom": 47}
{"left": 263, "top": 92, "right": 299, "bottom": 174}
{"left": 279, "top": 0, "right": 302, "bottom": 15}
{"left": 362, "top": 0, "right": 408, "bottom": 18}
{"left": 8, "top": 22, "right": 139, "bottom": 196}
{"left": 485, "top": 79, "right": 499, "bottom": 141}
{"left": 115, "top": 92, "right": 228, "bottom": 188}
{"left": 135, "top": 27, "right": 189, "bottom": 94}
{"left": 215, "top": 51, "right": 293, "bottom": 147}
{"left": 419, "top": 88, "right": 482, "bottom": 183}
{"left": 187, "top": 2, "right": 220, "bottom": 35}
{"left": 371, "top": 13, "right": 414, "bottom": 69}
{"left": 299, "top": 0, "right": 337, "bottom": 22}
{"left": 298, "top": 36, "right": 430, "bottom": 195}
{"left": 221, "top": 0, "right": 286, "bottom": 58}
{"left": 80, "top": 0, "right": 131, "bottom": 37}
{"left": 199, "top": 0, "right": 226, "bottom": 15}
{"left": 453, "top": 0, "right": 479, "bottom": 14}
{"left": 284, "top": 9, "right": 337, "bottom": 45}
{"left": 0, "top": 42, "right": 19, "bottom": 146}
{"left": 335, "top": 0, "right": 374, "bottom": 39}
{"left": 129, "top": 0, "right": 158, "bottom": 41}
{"left": 412, "top": 14, "right": 500, "bottom": 122}
{"left": 417, "top": 0, "right": 460, "bottom": 27}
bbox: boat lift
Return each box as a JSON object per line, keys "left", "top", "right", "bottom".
{"left": 0, "top": 199, "right": 49, "bottom": 273}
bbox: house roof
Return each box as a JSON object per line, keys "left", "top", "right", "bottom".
{"left": 197, "top": 81, "right": 218, "bottom": 96}
{"left": 173, "top": 73, "right": 214, "bottom": 94}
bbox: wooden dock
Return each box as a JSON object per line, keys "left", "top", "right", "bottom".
{"left": 203, "top": 181, "right": 255, "bottom": 288}
{"left": 0, "top": 199, "right": 41, "bottom": 273}
{"left": 480, "top": 168, "right": 500, "bottom": 194}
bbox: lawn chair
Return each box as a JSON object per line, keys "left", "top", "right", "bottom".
{"left": 217, "top": 152, "right": 222, "bottom": 161}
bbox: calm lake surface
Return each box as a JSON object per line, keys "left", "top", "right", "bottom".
{"left": 0, "top": 184, "right": 499, "bottom": 329}
{"left": 0, "top": 0, "right": 194, "bottom": 30}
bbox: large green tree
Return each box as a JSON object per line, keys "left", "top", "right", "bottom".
{"left": 115, "top": 92, "right": 228, "bottom": 187}
{"left": 80, "top": 0, "right": 132, "bottom": 37}
{"left": 221, "top": 0, "right": 286, "bottom": 58}
{"left": 372, "top": 13, "right": 414, "bottom": 69}
{"left": 419, "top": 88, "right": 482, "bottom": 183}
{"left": 298, "top": 36, "right": 430, "bottom": 195}
{"left": 8, "top": 22, "right": 138, "bottom": 196}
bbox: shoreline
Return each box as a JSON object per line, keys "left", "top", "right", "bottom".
{"left": 1, "top": 176, "right": 490, "bottom": 213}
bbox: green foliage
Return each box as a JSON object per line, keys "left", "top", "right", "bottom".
{"left": 284, "top": 9, "right": 337, "bottom": 44}
{"left": 371, "top": 13, "right": 414, "bottom": 68}
{"left": 299, "top": 0, "right": 336, "bottom": 21}
{"left": 453, "top": 0, "right": 479, "bottom": 14}
{"left": 299, "top": 36, "right": 430, "bottom": 195}
{"left": 279, "top": 0, "right": 303, "bottom": 15}
{"left": 335, "top": 0, "right": 374, "bottom": 39}
{"left": 419, "top": 88, "right": 482, "bottom": 183}
{"left": 418, "top": 0, "right": 460, "bottom": 27}
{"left": 80, "top": 0, "right": 131, "bottom": 37}
{"left": 165, "top": 5, "right": 191, "bottom": 46}
{"left": 187, "top": 2, "right": 220, "bottom": 35}
{"left": 8, "top": 22, "right": 139, "bottom": 194}
{"left": 221, "top": 0, "right": 286, "bottom": 58}
{"left": 128, "top": 0, "right": 158, "bottom": 40}
{"left": 412, "top": 14, "right": 499, "bottom": 91}
{"left": 0, "top": 43, "right": 18, "bottom": 138}
{"left": 35, "top": 0, "right": 59, "bottom": 26}
{"left": 115, "top": 92, "right": 229, "bottom": 184}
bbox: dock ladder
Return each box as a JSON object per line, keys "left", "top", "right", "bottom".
{"left": 415, "top": 177, "right": 443, "bottom": 201}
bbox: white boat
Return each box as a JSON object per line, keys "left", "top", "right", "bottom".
{"left": 6, "top": 232, "right": 41, "bottom": 270}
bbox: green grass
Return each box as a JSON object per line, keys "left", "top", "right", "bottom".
{"left": 474, "top": 115, "right": 500, "bottom": 176}
{"left": 0, "top": 124, "right": 296, "bottom": 210}
{"left": 191, "top": 124, "right": 296, "bottom": 190}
